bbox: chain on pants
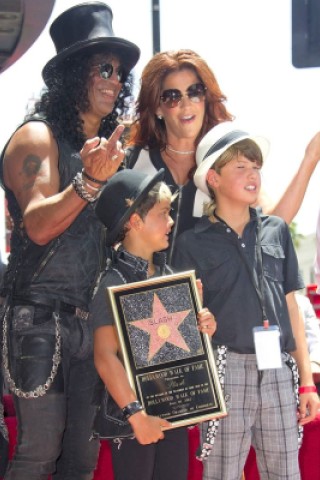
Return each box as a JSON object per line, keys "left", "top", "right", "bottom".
{"left": 3, "top": 307, "right": 100, "bottom": 479}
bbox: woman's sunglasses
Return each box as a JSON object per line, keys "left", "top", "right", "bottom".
{"left": 160, "top": 83, "right": 207, "bottom": 108}
{"left": 91, "top": 63, "right": 128, "bottom": 83}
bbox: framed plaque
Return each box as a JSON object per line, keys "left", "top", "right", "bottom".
{"left": 107, "top": 270, "right": 227, "bottom": 428}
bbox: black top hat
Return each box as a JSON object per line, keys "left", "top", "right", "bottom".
{"left": 42, "top": 1, "right": 140, "bottom": 84}
{"left": 95, "top": 169, "right": 165, "bottom": 246}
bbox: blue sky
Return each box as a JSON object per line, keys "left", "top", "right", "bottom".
{"left": 0, "top": 0, "right": 320, "bottom": 258}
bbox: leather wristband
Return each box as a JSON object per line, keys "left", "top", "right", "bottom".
{"left": 122, "top": 401, "right": 144, "bottom": 419}
{"left": 298, "top": 385, "right": 317, "bottom": 394}
{"left": 82, "top": 168, "right": 108, "bottom": 185}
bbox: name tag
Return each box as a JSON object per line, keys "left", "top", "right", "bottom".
{"left": 253, "top": 325, "right": 282, "bottom": 370}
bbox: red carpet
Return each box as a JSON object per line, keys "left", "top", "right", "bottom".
{"left": 2, "top": 395, "right": 320, "bottom": 479}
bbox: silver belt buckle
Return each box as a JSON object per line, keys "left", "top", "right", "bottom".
{"left": 75, "top": 307, "right": 89, "bottom": 320}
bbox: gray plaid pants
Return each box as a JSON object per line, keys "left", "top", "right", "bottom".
{"left": 201, "top": 351, "right": 300, "bottom": 480}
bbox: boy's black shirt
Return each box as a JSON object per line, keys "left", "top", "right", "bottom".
{"left": 173, "top": 208, "right": 304, "bottom": 354}
{"left": 90, "top": 246, "right": 172, "bottom": 331}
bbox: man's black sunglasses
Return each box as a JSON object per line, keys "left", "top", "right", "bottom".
{"left": 92, "top": 63, "right": 129, "bottom": 83}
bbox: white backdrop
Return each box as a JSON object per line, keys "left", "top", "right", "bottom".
{"left": 0, "top": 0, "right": 320, "bottom": 259}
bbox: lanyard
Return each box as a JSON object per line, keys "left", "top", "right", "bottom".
{"left": 213, "top": 210, "right": 269, "bottom": 328}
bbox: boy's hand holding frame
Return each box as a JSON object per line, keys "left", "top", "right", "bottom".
{"left": 107, "top": 270, "right": 227, "bottom": 429}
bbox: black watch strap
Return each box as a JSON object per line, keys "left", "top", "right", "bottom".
{"left": 122, "top": 400, "right": 144, "bottom": 419}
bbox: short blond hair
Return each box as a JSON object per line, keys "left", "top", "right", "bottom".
{"left": 204, "top": 138, "right": 263, "bottom": 216}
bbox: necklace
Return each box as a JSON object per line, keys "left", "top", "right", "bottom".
{"left": 167, "top": 145, "right": 195, "bottom": 155}
{"left": 213, "top": 210, "right": 226, "bottom": 225}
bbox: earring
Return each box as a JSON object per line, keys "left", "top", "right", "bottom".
{"left": 157, "top": 115, "right": 163, "bottom": 120}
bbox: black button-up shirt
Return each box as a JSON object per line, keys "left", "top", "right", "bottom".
{"left": 173, "top": 209, "right": 304, "bottom": 353}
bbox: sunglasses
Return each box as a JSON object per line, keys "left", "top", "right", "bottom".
{"left": 160, "top": 83, "right": 207, "bottom": 108}
{"left": 91, "top": 63, "right": 129, "bottom": 83}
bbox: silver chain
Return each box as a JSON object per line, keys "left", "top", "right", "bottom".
{"left": 72, "top": 171, "right": 101, "bottom": 203}
{"left": 2, "top": 304, "right": 62, "bottom": 398}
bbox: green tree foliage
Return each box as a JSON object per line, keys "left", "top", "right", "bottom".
{"left": 289, "top": 221, "right": 304, "bottom": 248}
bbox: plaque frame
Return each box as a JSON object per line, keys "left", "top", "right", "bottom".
{"left": 107, "top": 270, "right": 227, "bottom": 428}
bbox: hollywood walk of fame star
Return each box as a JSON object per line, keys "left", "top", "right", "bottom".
{"left": 131, "top": 293, "right": 191, "bottom": 361}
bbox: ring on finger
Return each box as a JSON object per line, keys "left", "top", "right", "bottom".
{"left": 111, "top": 154, "right": 119, "bottom": 161}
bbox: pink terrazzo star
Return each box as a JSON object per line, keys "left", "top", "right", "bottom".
{"left": 131, "top": 293, "right": 191, "bottom": 361}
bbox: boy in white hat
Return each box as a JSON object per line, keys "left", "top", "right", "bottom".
{"left": 90, "top": 168, "right": 216, "bottom": 480}
{"left": 173, "top": 122, "right": 319, "bottom": 479}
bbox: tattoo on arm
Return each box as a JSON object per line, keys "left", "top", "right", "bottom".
{"left": 20, "top": 155, "right": 41, "bottom": 190}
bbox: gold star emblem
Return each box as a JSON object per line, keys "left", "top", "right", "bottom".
{"left": 131, "top": 293, "right": 191, "bottom": 361}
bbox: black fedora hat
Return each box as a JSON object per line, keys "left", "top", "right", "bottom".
{"left": 95, "top": 169, "right": 165, "bottom": 246}
{"left": 42, "top": 1, "right": 140, "bottom": 84}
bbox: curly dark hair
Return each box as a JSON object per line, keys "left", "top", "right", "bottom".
{"left": 26, "top": 49, "right": 134, "bottom": 150}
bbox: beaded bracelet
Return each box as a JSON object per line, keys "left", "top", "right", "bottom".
{"left": 82, "top": 168, "right": 108, "bottom": 185}
{"left": 72, "top": 172, "right": 101, "bottom": 203}
{"left": 298, "top": 385, "right": 317, "bottom": 394}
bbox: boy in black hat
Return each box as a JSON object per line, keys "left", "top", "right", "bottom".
{"left": 0, "top": 3, "right": 140, "bottom": 479}
{"left": 174, "top": 122, "right": 319, "bottom": 479}
{"left": 90, "top": 168, "right": 216, "bottom": 480}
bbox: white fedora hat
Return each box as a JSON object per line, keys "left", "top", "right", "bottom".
{"left": 194, "top": 122, "right": 270, "bottom": 196}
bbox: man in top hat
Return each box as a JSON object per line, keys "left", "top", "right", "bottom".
{"left": 0, "top": 2, "right": 140, "bottom": 479}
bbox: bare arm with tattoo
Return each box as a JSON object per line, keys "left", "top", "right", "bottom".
{"left": 3, "top": 121, "right": 124, "bottom": 245}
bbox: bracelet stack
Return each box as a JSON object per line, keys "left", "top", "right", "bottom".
{"left": 72, "top": 171, "right": 102, "bottom": 203}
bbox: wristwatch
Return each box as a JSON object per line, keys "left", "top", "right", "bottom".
{"left": 122, "top": 400, "right": 144, "bottom": 419}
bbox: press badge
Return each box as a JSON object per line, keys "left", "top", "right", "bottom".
{"left": 253, "top": 325, "right": 282, "bottom": 370}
